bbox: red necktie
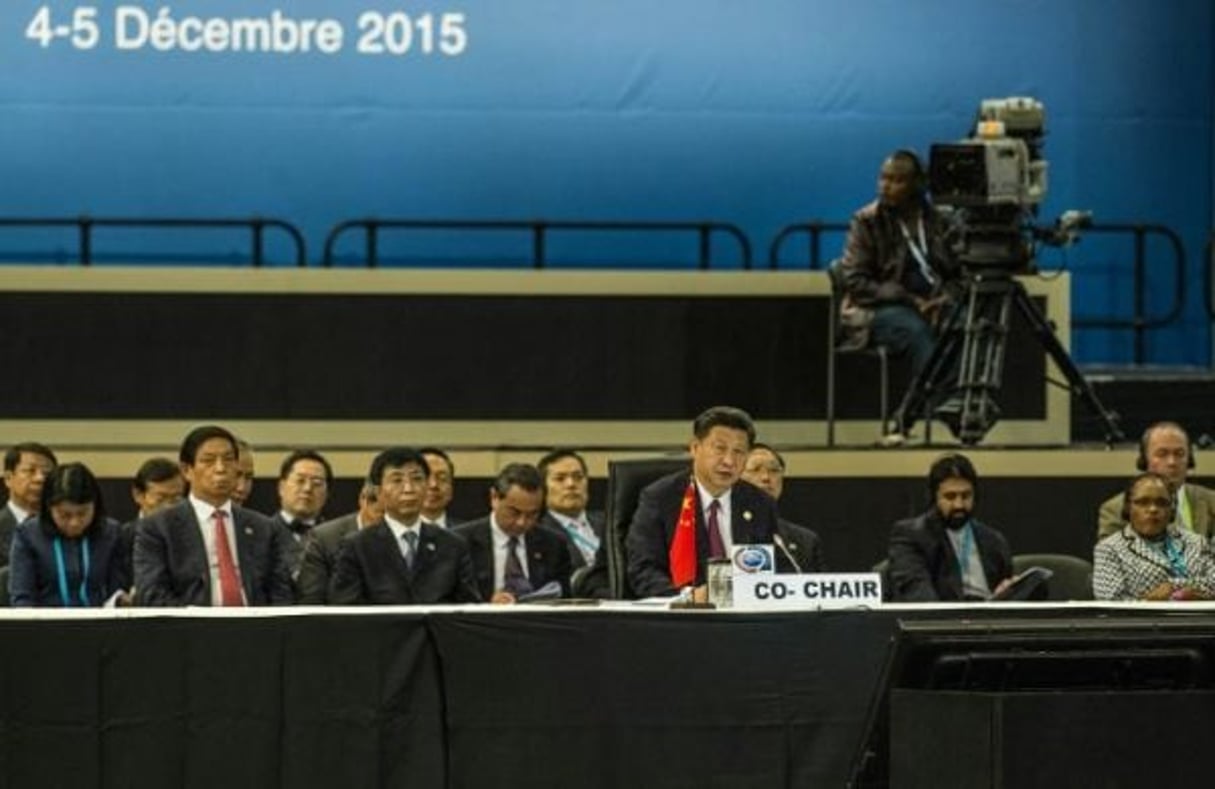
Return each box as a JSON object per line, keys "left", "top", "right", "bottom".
{"left": 707, "top": 500, "right": 725, "bottom": 559}
{"left": 213, "top": 510, "right": 244, "bottom": 607}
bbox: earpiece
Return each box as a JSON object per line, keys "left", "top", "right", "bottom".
{"left": 1136, "top": 423, "right": 1196, "bottom": 471}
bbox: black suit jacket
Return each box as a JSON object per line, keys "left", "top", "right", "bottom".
{"left": 133, "top": 500, "right": 295, "bottom": 606}
{"left": 625, "top": 470, "right": 780, "bottom": 597}
{"left": 329, "top": 520, "right": 481, "bottom": 605}
{"left": 270, "top": 512, "right": 320, "bottom": 578}
{"left": 538, "top": 510, "right": 606, "bottom": 570}
{"left": 296, "top": 513, "right": 359, "bottom": 604}
{"left": 452, "top": 516, "right": 573, "bottom": 600}
{"left": 0, "top": 505, "right": 24, "bottom": 569}
{"left": 775, "top": 518, "right": 826, "bottom": 573}
{"left": 886, "top": 510, "right": 1013, "bottom": 602}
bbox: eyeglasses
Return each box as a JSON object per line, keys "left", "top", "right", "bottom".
{"left": 1130, "top": 497, "right": 1172, "bottom": 509}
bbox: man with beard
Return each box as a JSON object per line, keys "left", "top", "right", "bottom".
{"left": 886, "top": 453, "right": 1013, "bottom": 601}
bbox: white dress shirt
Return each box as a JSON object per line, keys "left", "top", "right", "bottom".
{"left": 385, "top": 515, "right": 423, "bottom": 563}
{"left": 7, "top": 500, "right": 31, "bottom": 524}
{"left": 490, "top": 515, "right": 530, "bottom": 593}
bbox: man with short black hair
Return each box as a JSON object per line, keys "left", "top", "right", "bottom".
{"left": 453, "top": 463, "right": 572, "bottom": 603}
{"left": 297, "top": 479, "right": 383, "bottom": 604}
{"left": 134, "top": 425, "right": 294, "bottom": 606}
{"left": 838, "top": 150, "right": 962, "bottom": 445}
{"left": 231, "top": 438, "right": 256, "bottom": 507}
{"left": 886, "top": 452, "right": 1013, "bottom": 602}
{"left": 0, "top": 442, "right": 58, "bottom": 568}
{"left": 330, "top": 448, "right": 480, "bottom": 605}
{"left": 118, "top": 456, "right": 187, "bottom": 580}
{"left": 272, "top": 449, "right": 333, "bottom": 575}
{"left": 742, "top": 443, "right": 825, "bottom": 572}
{"left": 626, "top": 406, "right": 781, "bottom": 599}
{"left": 537, "top": 449, "right": 605, "bottom": 570}
{"left": 130, "top": 457, "right": 186, "bottom": 519}
{"left": 419, "top": 447, "right": 458, "bottom": 528}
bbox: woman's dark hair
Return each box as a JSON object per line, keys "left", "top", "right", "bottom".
{"left": 39, "top": 462, "right": 106, "bottom": 536}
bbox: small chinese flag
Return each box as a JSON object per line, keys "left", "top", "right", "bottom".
{"left": 668, "top": 480, "right": 698, "bottom": 588}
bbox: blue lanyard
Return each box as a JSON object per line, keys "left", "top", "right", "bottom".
{"left": 562, "top": 520, "right": 599, "bottom": 554}
{"left": 953, "top": 523, "right": 974, "bottom": 580}
{"left": 1157, "top": 535, "right": 1188, "bottom": 580}
{"left": 53, "top": 536, "right": 91, "bottom": 607}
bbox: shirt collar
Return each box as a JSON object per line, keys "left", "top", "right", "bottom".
{"left": 7, "top": 500, "right": 31, "bottom": 523}
{"left": 547, "top": 510, "right": 587, "bottom": 530}
{"left": 384, "top": 514, "right": 422, "bottom": 541}
{"left": 693, "top": 479, "right": 731, "bottom": 512}
{"left": 190, "top": 493, "right": 232, "bottom": 524}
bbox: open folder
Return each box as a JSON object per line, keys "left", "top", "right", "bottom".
{"left": 992, "top": 566, "right": 1054, "bottom": 601}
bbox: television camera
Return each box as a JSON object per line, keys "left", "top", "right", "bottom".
{"left": 929, "top": 97, "right": 1090, "bottom": 269}
{"left": 887, "top": 97, "right": 1123, "bottom": 446}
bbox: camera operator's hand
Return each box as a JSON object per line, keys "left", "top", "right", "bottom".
{"left": 915, "top": 294, "right": 949, "bottom": 325}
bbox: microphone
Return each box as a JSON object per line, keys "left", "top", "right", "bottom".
{"left": 773, "top": 533, "right": 804, "bottom": 574}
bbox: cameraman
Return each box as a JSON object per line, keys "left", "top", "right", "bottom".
{"left": 836, "top": 150, "right": 961, "bottom": 444}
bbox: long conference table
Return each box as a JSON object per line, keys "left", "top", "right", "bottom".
{"left": 1, "top": 602, "right": 1212, "bottom": 789}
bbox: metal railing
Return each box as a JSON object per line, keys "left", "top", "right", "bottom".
{"left": 766, "top": 220, "right": 850, "bottom": 269}
{"left": 1069, "top": 223, "right": 1186, "bottom": 365}
{"left": 321, "top": 218, "right": 753, "bottom": 269}
{"left": 768, "top": 219, "right": 1189, "bottom": 366}
{"left": 0, "top": 216, "right": 307, "bottom": 267}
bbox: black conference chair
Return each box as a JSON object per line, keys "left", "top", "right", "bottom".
{"left": 604, "top": 456, "right": 689, "bottom": 599}
{"left": 825, "top": 262, "right": 891, "bottom": 446}
{"left": 0, "top": 565, "right": 10, "bottom": 607}
{"left": 1012, "top": 553, "right": 1094, "bottom": 601}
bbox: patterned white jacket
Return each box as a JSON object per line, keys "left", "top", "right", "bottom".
{"left": 1093, "top": 525, "right": 1215, "bottom": 601}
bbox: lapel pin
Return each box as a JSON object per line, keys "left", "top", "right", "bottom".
{"left": 244, "top": 527, "right": 253, "bottom": 535}
{"left": 789, "top": 542, "right": 798, "bottom": 550}
{"left": 743, "top": 510, "right": 753, "bottom": 522}
{"left": 533, "top": 552, "right": 542, "bottom": 560}
{"left": 427, "top": 543, "right": 436, "bottom": 551}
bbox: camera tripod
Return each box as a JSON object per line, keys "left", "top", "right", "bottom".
{"left": 888, "top": 269, "right": 1125, "bottom": 445}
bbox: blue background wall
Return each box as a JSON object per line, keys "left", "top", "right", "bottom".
{"left": 1, "top": 0, "right": 1211, "bottom": 365}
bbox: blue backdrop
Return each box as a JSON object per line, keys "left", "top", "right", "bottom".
{"left": 1, "top": 0, "right": 1211, "bottom": 364}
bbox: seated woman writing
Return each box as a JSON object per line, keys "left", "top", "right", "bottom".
{"left": 9, "top": 462, "right": 131, "bottom": 607}
{"left": 1093, "top": 471, "right": 1215, "bottom": 601}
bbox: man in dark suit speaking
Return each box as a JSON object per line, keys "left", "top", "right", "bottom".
{"left": 134, "top": 425, "right": 295, "bottom": 606}
{"left": 330, "top": 447, "right": 481, "bottom": 605}
{"left": 626, "top": 406, "right": 780, "bottom": 599}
